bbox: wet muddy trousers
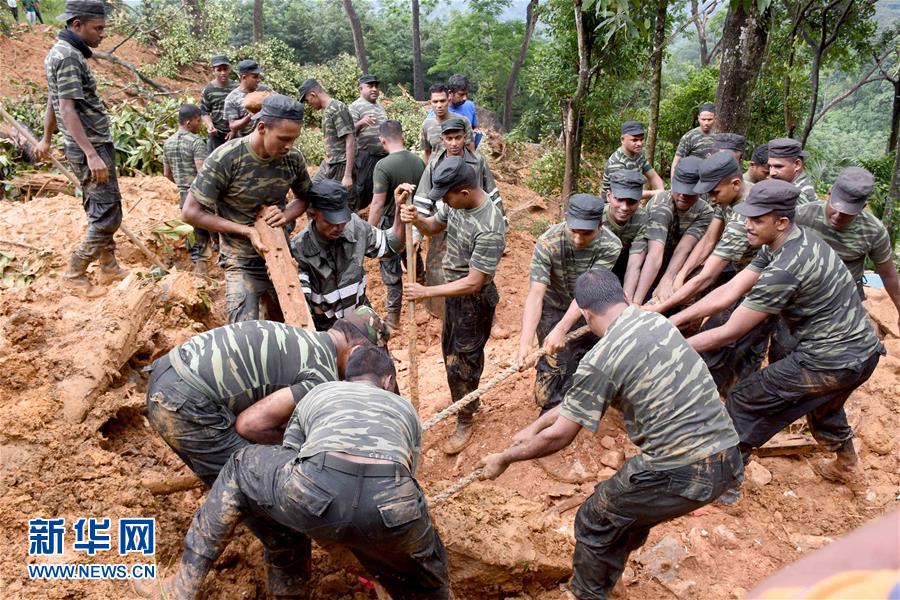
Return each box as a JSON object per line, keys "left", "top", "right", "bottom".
{"left": 533, "top": 309, "right": 598, "bottom": 412}
{"left": 180, "top": 446, "right": 451, "bottom": 599}
{"left": 570, "top": 448, "right": 743, "bottom": 599}
{"left": 65, "top": 142, "right": 123, "bottom": 262}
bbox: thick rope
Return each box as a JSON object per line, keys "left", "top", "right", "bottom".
{"left": 428, "top": 468, "right": 484, "bottom": 505}
{"left": 421, "top": 325, "right": 591, "bottom": 432}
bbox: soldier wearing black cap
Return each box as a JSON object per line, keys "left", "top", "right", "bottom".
{"left": 767, "top": 137, "right": 817, "bottom": 205}
{"left": 518, "top": 193, "right": 621, "bottom": 414}
{"left": 299, "top": 78, "right": 359, "bottom": 210}
{"left": 671, "top": 101, "right": 717, "bottom": 180}
{"left": 290, "top": 179, "right": 406, "bottom": 331}
{"left": 744, "top": 143, "right": 769, "bottom": 186}
{"left": 200, "top": 54, "right": 237, "bottom": 152}
{"left": 223, "top": 59, "right": 272, "bottom": 139}
{"left": 673, "top": 179, "right": 885, "bottom": 496}
{"left": 182, "top": 94, "right": 312, "bottom": 323}
{"left": 413, "top": 116, "right": 505, "bottom": 319}
{"left": 600, "top": 120, "right": 664, "bottom": 198}
{"left": 349, "top": 74, "right": 388, "bottom": 209}
{"left": 633, "top": 156, "right": 713, "bottom": 305}
{"left": 400, "top": 156, "right": 506, "bottom": 454}
{"left": 713, "top": 133, "right": 746, "bottom": 163}
{"left": 36, "top": 0, "right": 128, "bottom": 297}
{"left": 598, "top": 170, "right": 649, "bottom": 303}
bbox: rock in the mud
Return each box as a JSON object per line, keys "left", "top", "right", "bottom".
{"left": 712, "top": 524, "right": 739, "bottom": 549}
{"left": 635, "top": 535, "right": 689, "bottom": 582}
{"left": 490, "top": 325, "right": 512, "bottom": 339}
{"left": 745, "top": 460, "right": 772, "bottom": 487}
{"left": 600, "top": 435, "right": 617, "bottom": 449}
{"left": 599, "top": 450, "right": 625, "bottom": 469}
{"left": 789, "top": 533, "right": 833, "bottom": 551}
{"left": 857, "top": 417, "right": 893, "bottom": 455}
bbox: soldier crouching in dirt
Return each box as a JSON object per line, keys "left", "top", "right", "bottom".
{"left": 136, "top": 346, "right": 450, "bottom": 600}
{"left": 181, "top": 94, "right": 311, "bottom": 323}
{"left": 480, "top": 268, "right": 743, "bottom": 600}
{"left": 36, "top": 0, "right": 126, "bottom": 298}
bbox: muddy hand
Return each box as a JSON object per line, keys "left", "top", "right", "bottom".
{"left": 403, "top": 281, "right": 428, "bottom": 300}
{"left": 395, "top": 183, "right": 416, "bottom": 205}
{"left": 542, "top": 327, "right": 566, "bottom": 355}
{"left": 260, "top": 205, "right": 287, "bottom": 227}
{"left": 399, "top": 203, "right": 419, "bottom": 225}
{"left": 247, "top": 227, "right": 268, "bottom": 255}
{"left": 478, "top": 454, "right": 509, "bottom": 480}
{"left": 86, "top": 151, "right": 109, "bottom": 184}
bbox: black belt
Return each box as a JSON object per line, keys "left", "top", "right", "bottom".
{"left": 305, "top": 452, "right": 410, "bottom": 478}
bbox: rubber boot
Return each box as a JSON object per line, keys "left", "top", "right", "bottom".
{"left": 442, "top": 416, "right": 475, "bottom": 455}
{"left": 385, "top": 309, "right": 401, "bottom": 331}
{"left": 812, "top": 439, "right": 863, "bottom": 487}
{"left": 97, "top": 248, "right": 128, "bottom": 284}
{"left": 62, "top": 254, "right": 104, "bottom": 298}
{"left": 266, "top": 562, "right": 310, "bottom": 600}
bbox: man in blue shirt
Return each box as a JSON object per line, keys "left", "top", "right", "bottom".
{"left": 447, "top": 74, "right": 481, "bottom": 148}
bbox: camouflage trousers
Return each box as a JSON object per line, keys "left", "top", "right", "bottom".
{"left": 442, "top": 283, "right": 499, "bottom": 422}
{"left": 178, "top": 190, "right": 212, "bottom": 263}
{"left": 726, "top": 350, "right": 882, "bottom": 452}
{"left": 313, "top": 159, "right": 359, "bottom": 211}
{"left": 65, "top": 142, "right": 123, "bottom": 262}
{"left": 207, "top": 130, "right": 228, "bottom": 154}
{"left": 424, "top": 231, "right": 447, "bottom": 318}
{"left": 354, "top": 149, "right": 386, "bottom": 211}
{"left": 182, "top": 447, "right": 450, "bottom": 599}
{"left": 220, "top": 254, "right": 282, "bottom": 323}
{"left": 533, "top": 309, "right": 598, "bottom": 412}
{"left": 571, "top": 448, "right": 743, "bottom": 600}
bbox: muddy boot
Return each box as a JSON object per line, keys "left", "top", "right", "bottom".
{"left": 385, "top": 309, "right": 401, "bottom": 331}
{"left": 812, "top": 439, "right": 863, "bottom": 487}
{"left": 97, "top": 248, "right": 128, "bottom": 284}
{"left": 266, "top": 563, "right": 309, "bottom": 600}
{"left": 442, "top": 417, "right": 475, "bottom": 455}
{"left": 132, "top": 572, "right": 194, "bottom": 600}
{"left": 192, "top": 260, "right": 208, "bottom": 276}
{"left": 62, "top": 254, "right": 104, "bottom": 298}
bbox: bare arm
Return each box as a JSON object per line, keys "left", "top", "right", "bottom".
{"left": 182, "top": 192, "right": 267, "bottom": 253}
{"left": 201, "top": 114, "right": 215, "bottom": 134}
{"left": 163, "top": 163, "right": 174, "bottom": 183}
{"left": 59, "top": 97, "right": 108, "bottom": 183}
{"left": 234, "top": 388, "right": 295, "bottom": 444}
{"left": 656, "top": 234, "right": 701, "bottom": 300}
{"left": 670, "top": 154, "right": 681, "bottom": 181}
{"left": 633, "top": 241, "right": 665, "bottom": 306}
{"left": 229, "top": 114, "right": 251, "bottom": 136}
{"left": 342, "top": 134, "right": 356, "bottom": 188}
{"left": 670, "top": 267, "right": 760, "bottom": 328}
{"left": 367, "top": 191, "right": 388, "bottom": 226}
{"left": 686, "top": 305, "right": 770, "bottom": 353}
{"left": 642, "top": 169, "right": 664, "bottom": 200}
{"left": 406, "top": 266, "right": 489, "bottom": 300}
{"left": 874, "top": 260, "right": 900, "bottom": 332}
{"left": 676, "top": 218, "right": 725, "bottom": 287}
{"left": 650, "top": 255, "right": 729, "bottom": 314}
{"left": 480, "top": 412, "right": 583, "bottom": 479}
{"left": 35, "top": 97, "right": 56, "bottom": 159}
{"left": 622, "top": 251, "right": 645, "bottom": 303}
{"left": 399, "top": 203, "right": 446, "bottom": 236}
{"left": 543, "top": 299, "right": 584, "bottom": 354}
{"left": 193, "top": 159, "right": 205, "bottom": 172}
{"left": 517, "top": 282, "right": 547, "bottom": 365}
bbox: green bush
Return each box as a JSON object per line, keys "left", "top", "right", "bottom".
{"left": 382, "top": 93, "right": 427, "bottom": 149}
{"left": 296, "top": 127, "right": 325, "bottom": 166}
{"left": 109, "top": 97, "right": 184, "bottom": 176}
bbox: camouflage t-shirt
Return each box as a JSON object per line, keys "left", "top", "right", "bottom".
{"left": 200, "top": 80, "right": 238, "bottom": 135}
{"left": 348, "top": 97, "right": 388, "bottom": 155}
{"left": 792, "top": 171, "right": 817, "bottom": 205}
{"left": 561, "top": 306, "right": 739, "bottom": 470}
{"left": 675, "top": 126, "right": 716, "bottom": 159}
{"left": 372, "top": 150, "right": 426, "bottom": 224}
{"left": 603, "top": 203, "right": 648, "bottom": 255}
{"left": 711, "top": 192, "right": 756, "bottom": 266}
{"left": 531, "top": 222, "right": 622, "bottom": 313}
{"left": 322, "top": 99, "right": 355, "bottom": 164}
{"left": 167, "top": 320, "right": 338, "bottom": 415}
{"left": 190, "top": 137, "right": 311, "bottom": 258}
{"left": 222, "top": 84, "right": 273, "bottom": 137}
{"left": 743, "top": 226, "right": 883, "bottom": 370}
{"left": 418, "top": 114, "right": 474, "bottom": 156}
{"left": 435, "top": 195, "right": 506, "bottom": 282}
{"left": 283, "top": 381, "right": 421, "bottom": 474}
{"left": 163, "top": 130, "right": 209, "bottom": 192}
{"left": 43, "top": 39, "right": 111, "bottom": 148}
{"left": 645, "top": 191, "right": 714, "bottom": 249}
{"left": 601, "top": 148, "right": 652, "bottom": 193}
{"left": 795, "top": 200, "right": 894, "bottom": 281}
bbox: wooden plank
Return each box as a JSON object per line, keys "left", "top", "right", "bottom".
{"left": 254, "top": 213, "right": 314, "bottom": 329}
{"left": 755, "top": 432, "right": 821, "bottom": 457}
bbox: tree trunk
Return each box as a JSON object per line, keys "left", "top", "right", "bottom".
{"left": 411, "top": 0, "right": 425, "bottom": 100}
{"left": 691, "top": 0, "right": 709, "bottom": 66}
{"left": 889, "top": 78, "right": 899, "bottom": 154}
{"left": 714, "top": 1, "right": 772, "bottom": 135}
{"left": 561, "top": 0, "right": 591, "bottom": 204}
{"left": 885, "top": 129, "right": 898, "bottom": 243}
{"left": 253, "top": 0, "right": 264, "bottom": 43}
{"left": 342, "top": 0, "right": 369, "bottom": 74}
{"left": 646, "top": 0, "right": 669, "bottom": 165}
{"left": 502, "top": 0, "right": 540, "bottom": 132}
{"left": 184, "top": 0, "right": 204, "bottom": 36}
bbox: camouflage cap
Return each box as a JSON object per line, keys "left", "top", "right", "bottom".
{"left": 342, "top": 306, "right": 390, "bottom": 347}
{"left": 57, "top": 0, "right": 106, "bottom": 21}
{"left": 829, "top": 166, "right": 874, "bottom": 216}
{"left": 566, "top": 193, "right": 605, "bottom": 230}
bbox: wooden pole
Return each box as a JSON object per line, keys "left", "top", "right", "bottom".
{"left": 254, "top": 210, "right": 315, "bottom": 329}
{"left": 0, "top": 105, "right": 169, "bottom": 272}
{"left": 401, "top": 189, "right": 420, "bottom": 409}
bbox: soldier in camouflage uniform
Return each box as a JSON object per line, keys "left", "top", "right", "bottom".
{"left": 767, "top": 137, "right": 817, "bottom": 205}
{"left": 182, "top": 94, "right": 311, "bottom": 323}
{"left": 712, "top": 132, "right": 746, "bottom": 163}
{"left": 600, "top": 120, "right": 664, "bottom": 199}
{"left": 481, "top": 267, "right": 742, "bottom": 600}
{"left": 744, "top": 143, "right": 769, "bottom": 186}
{"left": 671, "top": 101, "right": 717, "bottom": 180}
{"left": 222, "top": 60, "right": 272, "bottom": 139}
{"left": 36, "top": 0, "right": 125, "bottom": 297}
{"left": 517, "top": 194, "right": 621, "bottom": 413}
{"left": 400, "top": 157, "right": 506, "bottom": 455}
{"left": 140, "top": 347, "right": 450, "bottom": 600}
{"left": 290, "top": 180, "right": 405, "bottom": 331}
{"left": 675, "top": 180, "right": 885, "bottom": 492}
{"left": 600, "top": 170, "right": 648, "bottom": 303}
{"left": 418, "top": 83, "right": 474, "bottom": 164}
{"left": 349, "top": 74, "right": 388, "bottom": 210}
{"left": 368, "top": 120, "right": 427, "bottom": 328}
{"left": 163, "top": 104, "right": 211, "bottom": 273}
{"left": 413, "top": 117, "right": 505, "bottom": 318}
{"left": 633, "top": 156, "right": 713, "bottom": 304}
{"left": 299, "top": 78, "right": 359, "bottom": 210}
{"left": 199, "top": 54, "right": 236, "bottom": 153}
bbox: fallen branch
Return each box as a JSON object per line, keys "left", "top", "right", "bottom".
{"left": 141, "top": 473, "right": 204, "bottom": 495}
{"left": 255, "top": 210, "right": 314, "bottom": 329}
{"left": 92, "top": 50, "right": 171, "bottom": 93}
